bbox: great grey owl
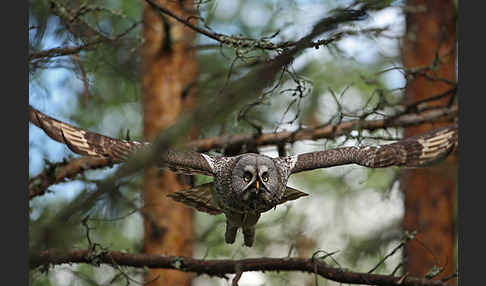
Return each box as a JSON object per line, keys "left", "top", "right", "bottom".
{"left": 29, "top": 105, "right": 458, "bottom": 246}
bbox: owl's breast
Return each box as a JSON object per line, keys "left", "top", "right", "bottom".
{"left": 213, "top": 180, "right": 279, "bottom": 214}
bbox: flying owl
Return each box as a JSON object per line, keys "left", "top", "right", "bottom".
{"left": 29, "top": 105, "right": 458, "bottom": 246}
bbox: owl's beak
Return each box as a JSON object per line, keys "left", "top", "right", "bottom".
{"left": 255, "top": 180, "right": 260, "bottom": 191}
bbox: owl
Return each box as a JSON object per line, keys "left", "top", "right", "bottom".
{"left": 29, "top": 105, "right": 458, "bottom": 246}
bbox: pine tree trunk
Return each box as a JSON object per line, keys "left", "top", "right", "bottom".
{"left": 401, "top": 0, "right": 457, "bottom": 280}
{"left": 141, "top": 1, "right": 198, "bottom": 285}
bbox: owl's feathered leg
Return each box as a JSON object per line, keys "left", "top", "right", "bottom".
{"left": 224, "top": 212, "right": 261, "bottom": 246}
{"left": 225, "top": 222, "right": 238, "bottom": 244}
{"left": 242, "top": 226, "right": 255, "bottom": 247}
{"left": 242, "top": 212, "right": 261, "bottom": 247}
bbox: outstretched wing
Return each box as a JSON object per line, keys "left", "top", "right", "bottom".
{"left": 288, "top": 125, "right": 458, "bottom": 174}
{"left": 29, "top": 105, "right": 216, "bottom": 176}
{"left": 168, "top": 183, "right": 309, "bottom": 215}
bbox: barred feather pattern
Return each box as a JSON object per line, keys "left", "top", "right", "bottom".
{"left": 290, "top": 125, "right": 458, "bottom": 174}
{"left": 29, "top": 105, "right": 215, "bottom": 176}
{"left": 29, "top": 105, "right": 147, "bottom": 162}
{"left": 167, "top": 183, "right": 223, "bottom": 215}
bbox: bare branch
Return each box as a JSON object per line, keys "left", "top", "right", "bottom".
{"left": 29, "top": 40, "right": 103, "bottom": 61}
{"left": 31, "top": 249, "right": 450, "bottom": 286}
{"left": 403, "top": 88, "right": 457, "bottom": 112}
{"left": 29, "top": 157, "right": 112, "bottom": 200}
{"left": 29, "top": 21, "right": 140, "bottom": 62}
{"left": 144, "top": 0, "right": 371, "bottom": 51}
{"left": 189, "top": 105, "right": 457, "bottom": 152}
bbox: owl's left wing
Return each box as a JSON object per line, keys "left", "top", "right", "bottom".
{"left": 29, "top": 105, "right": 216, "bottom": 176}
{"left": 286, "top": 125, "right": 458, "bottom": 175}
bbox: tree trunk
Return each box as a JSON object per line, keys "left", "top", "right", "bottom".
{"left": 401, "top": 0, "right": 457, "bottom": 281}
{"left": 141, "top": 1, "right": 198, "bottom": 285}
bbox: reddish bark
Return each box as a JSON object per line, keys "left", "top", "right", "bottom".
{"left": 141, "top": 0, "right": 198, "bottom": 285}
{"left": 401, "top": 0, "right": 457, "bottom": 280}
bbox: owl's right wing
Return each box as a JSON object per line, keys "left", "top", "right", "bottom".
{"left": 29, "top": 105, "right": 216, "bottom": 177}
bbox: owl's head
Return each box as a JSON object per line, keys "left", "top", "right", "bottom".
{"left": 231, "top": 153, "right": 283, "bottom": 211}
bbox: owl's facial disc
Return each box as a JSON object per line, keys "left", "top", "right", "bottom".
{"left": 231, "top": 155, "right": 278, "bottom": 210}
{"left": 242, "top": 164, "right": 271, "bottom": 203}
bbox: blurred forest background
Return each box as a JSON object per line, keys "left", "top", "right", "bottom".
{"left": 29, "top": 0, "right": 457, "bottom": 285}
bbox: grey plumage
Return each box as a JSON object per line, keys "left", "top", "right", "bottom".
{"left": 29, "top": 105, "right": 457, "bottom": 247}
{"left": 167, "top": 153, "right": 306, "bottom": 246}
{"left": 211, "top": 154, "right": 294, "bottom": 246}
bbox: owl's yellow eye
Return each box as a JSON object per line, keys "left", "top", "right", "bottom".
{"left": 243, "top": 172, "right": 252, "bottom": 182}
{"left": 261, "top": 172, "right": 269, "bottom": 182}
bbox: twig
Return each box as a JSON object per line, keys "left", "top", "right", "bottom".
{"left": 144, "top": 0, "right": 373, "bottom": 51}
{"left": 28, "top": 157, "right": 112, "bottom": 200}
{"left": 232, "top": 264, "right": 243, "bottom": 286}
{"left": 440, "top": 272, "right": 457, "bottom": 283}
{"left": 368, "top": 242, "right": 406, "bottom": 274}
{"left": 29, "top": 21, "right": 140, "bottom": 61}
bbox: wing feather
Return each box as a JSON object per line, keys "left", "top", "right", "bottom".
{"left": 29, "top": 105, "right": 215, "bottom": 176}
{"left": 280, "top": 186, "right": 309, "bottom": 204}
{"left": 167, "top": 183, "right": 222, "bottom": 215}
{"left": 290, "top": 125, "right": 458, "bottom": 174}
